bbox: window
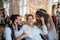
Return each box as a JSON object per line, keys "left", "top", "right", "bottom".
{"left": 19, "top": 0, "right": 29, "bottom": 16}
{"left": 4, "top": 1, "right": 9, "bottom": 16}
{"left": 52, "top": 0, "right": 58, "bottom": 2}
{"left": 52, "top": 0, "right": 58, "bottom": 3}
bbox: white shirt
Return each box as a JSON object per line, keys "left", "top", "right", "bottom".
{"left": 15, "top": 24, "right": 48, "bottom": 40}
{"left": 4, "top": 27, "right": 12, "bottom": 40}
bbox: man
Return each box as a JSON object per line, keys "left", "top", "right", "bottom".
{"left": 4, "top": 14, "right": 23, "bottom": 40}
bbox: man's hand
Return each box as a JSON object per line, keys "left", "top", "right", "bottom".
{"left": 21, "top": 33, "right": 29, "bottom": 38}
{"left": 16, "top": 33, "right": 28, "bottom": 40}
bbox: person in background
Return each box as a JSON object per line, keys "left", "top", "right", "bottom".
{"left": 51, "top": 4, "right": 58, "bottom": 27}
{"left": 57, "top": 3, "right": 60, "bottom": 13}
{"left": 36, "top": 9, "right": 57, "bottom": 40}
{"left": 1, "top": 11, "right": 6, "bottom": 26}
{"left": 4, "top": 15, "right": 10, "bottom": 26}
{"left": 15, "top": 14, "right": 48, "bottom": 40}
{"left": 57, "top": 3, "right": 60, "bottom": 25}
{"left": 1, "top": 16, "right": 5, "bottom": 26}
{"left": 4, "top": 14, "right": 22, "bottom": 40}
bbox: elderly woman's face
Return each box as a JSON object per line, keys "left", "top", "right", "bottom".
{"left": 27, "top": 16, "right": 34, "bottom": 25}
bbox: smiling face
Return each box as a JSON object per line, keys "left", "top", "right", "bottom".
{"left": 17, "top": 17, "right": 23, "bottom": 26}
{"left": 27, "top": 16, "right": 34, "bottom": 25}
{"left": 26, "top": 14, "right": 34, "bottom": 26}
{"left": 13, "top": 16, "right": 23, "bottom": 27}
{"left": 36, "top": 14, "right": 42, "bottom": 22}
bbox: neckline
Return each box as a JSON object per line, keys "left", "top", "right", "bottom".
{"left": 27, "top": 24, "right": 36, "bottom": 30}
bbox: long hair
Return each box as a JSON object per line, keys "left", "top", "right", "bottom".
{"left": 36, "top": 9, "right": 49, "bottom": 27}
{"left": 52, "top": 4, "right": 56, "bottom": 16}
{"left": 9, "top": 14, "right": 20, "bottom": 27}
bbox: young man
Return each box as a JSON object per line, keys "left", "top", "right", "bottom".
{"left": 4, "top": 14, "right": 23, "bottom": 40}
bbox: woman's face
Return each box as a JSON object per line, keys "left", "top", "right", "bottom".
{"left": 27, "top": 16, "right": 34, "bottom": 25}
{"left": 36, "top": 15, "right": 41, "bottom": 22}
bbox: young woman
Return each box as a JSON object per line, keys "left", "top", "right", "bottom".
{"left": 51, "top": 4, "right": 58, "bottom": 27}
{"left": 15, "top": 14, "right": 48, "bottom": 40}
{"left": 36, "top": 9, "right": 57, "bottom": 40}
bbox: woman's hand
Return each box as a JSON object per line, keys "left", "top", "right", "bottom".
{"left": 40, "top": 17, "right": 45, "bottom": 25}
{"left": 16, "top": 33, "right": 28, "bottom": 40}
{"left": 14, "top": 23, "right": 18, "bottom": 31}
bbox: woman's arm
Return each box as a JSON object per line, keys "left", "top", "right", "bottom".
{"left": 40, "top": 25, "right": 48, "bottom": 35}
{"left": 48, "top": 16, "right": 55, "bottom": 32}
{"left": 40, "top": 17, "right": 48, "bottom": 35}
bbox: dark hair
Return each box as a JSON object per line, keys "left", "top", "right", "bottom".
{"left": 52, "top": 4, "right": 56, "bottom": 9}
{"left": 10, "top": 14, "right": 20, "bottom": 23}
{"left": 57, "top": 3, "right": 60, "bottom": 8}
{"left": 26, "top": 14, "right": 34, "bottom": 21}
{"left": 36, "top": 9, "right": 47, "bottom": 17}
{"left": 58, "top": 3, "right": 60, "bottom": 5}
{"left": 36, "top": 9, "right": 49, "bottom": 25}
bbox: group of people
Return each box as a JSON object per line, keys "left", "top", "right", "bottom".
{"left": 3, "top": 9, "right": 57, "bottom": 40}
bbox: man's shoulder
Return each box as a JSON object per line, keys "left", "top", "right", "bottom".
{"left": 4, "top": 27, "right": 11, "bottom": 34}
{"left": 5, "top": 27, "right": 11, "bottom": 30}
{"left": 5, "top": 26, "right": 13, "bottom": 32}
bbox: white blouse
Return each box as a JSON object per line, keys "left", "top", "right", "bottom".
{"left": 47, "top": 23, "right": 57, "bottom": 40}
{"left": 15, "top": 24, "right": 48, "bottom": 40}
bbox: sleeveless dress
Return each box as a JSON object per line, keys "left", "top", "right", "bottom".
{"left": 47, "top": 23, "right": 57, "bottom": 40}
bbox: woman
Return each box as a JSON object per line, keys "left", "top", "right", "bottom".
{"left": 51, "top": 4, "right": 58, "bottom": 27}
{"left": 36, "top": 9, "right": 57, "bottom": 40}
{"left": 15, "top": 14, "right": 48, "bottom": 40}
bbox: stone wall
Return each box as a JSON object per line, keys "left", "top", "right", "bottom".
{"left": 29, "top": 0, "right": 48, "bottom": 19}
{"left": 0, "top": 0, "right": 3, "bottom": 8}
{"left": 9, "top": 0, "right": 20, "bottom": 16}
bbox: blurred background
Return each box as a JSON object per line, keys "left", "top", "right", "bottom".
{"left": 0, "top": 0, "right": 60, "bottom": 40}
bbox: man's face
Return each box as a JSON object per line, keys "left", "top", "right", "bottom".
{"left": 16, "top": 16, "right": 23, "bottom": 26}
